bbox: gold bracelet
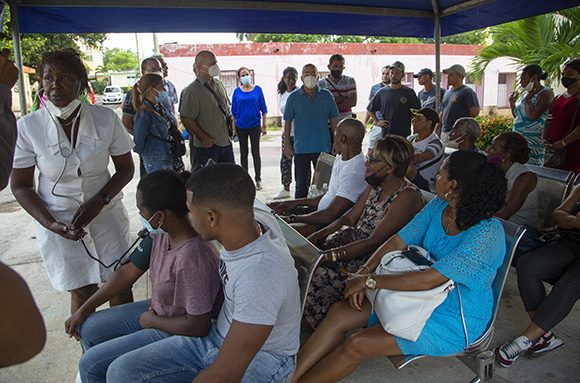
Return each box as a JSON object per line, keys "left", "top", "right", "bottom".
{"left": 561, "top": 139, "right": 567, "bottom": 147}
{"left": 360, "top": 265, "right": 371, "bottom": 274}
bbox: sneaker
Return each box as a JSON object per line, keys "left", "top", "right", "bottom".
{"left": 256, "top": 181, "right": 263, "bottom": 191}
{"left": 528, "top": 332, "right": 564, "bottom": 355}
{"left": 273, "top": 189, "right": 290, "bottom": 199}
{"left": 495, "top": 335, "right": 533, "bottom": 367}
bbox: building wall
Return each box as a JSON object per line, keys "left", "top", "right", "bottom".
{"left": 160, "top": 43, "right": 518, "bottom": 118}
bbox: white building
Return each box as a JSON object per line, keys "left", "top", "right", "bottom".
{"left": 160, "top": 42, "right": 520, "bottom": 118}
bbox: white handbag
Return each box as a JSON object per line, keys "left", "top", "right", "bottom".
{"left": 364, "top": 246, "right": 467, "bottom": 343}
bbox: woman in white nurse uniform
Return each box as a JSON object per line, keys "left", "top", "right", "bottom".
{"left": 11, "top": 48, "right": 135, "bottom": 314}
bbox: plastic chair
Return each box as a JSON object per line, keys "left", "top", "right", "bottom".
{"left": 526, "top": 164, "right": 573, "bottom": 184}
{"left": 312, "top": 152, "right": 336, "bottom": 190}
{"left": 388, "top": 220, "right": 527, "bottom": 383}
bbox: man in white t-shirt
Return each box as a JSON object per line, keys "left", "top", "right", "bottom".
{"left": 107, "top": 164, "right": 301, "bottom": 382}
{"left": 407, "top": 108, "right": 444, "bottom": 192}
{"left": 270, "top": 118, "right": 368, "bottom": 236}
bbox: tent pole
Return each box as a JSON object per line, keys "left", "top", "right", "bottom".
{"left": 9, "top": 2, "right": 27, "bottom": 116}
{"left": 432, "top": 0, "right": 441, "bottom": 112}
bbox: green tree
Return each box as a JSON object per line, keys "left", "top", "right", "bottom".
{"left": 470, "top": 8, "right": 580, "bottom": 85}
{"left": 100, "top": 48, "right": 139, "bottom": 72}
{"left": 0, "top": 6, "right": 106, "bottom": 75}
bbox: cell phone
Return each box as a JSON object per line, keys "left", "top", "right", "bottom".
{"left": 402, "top": 248, "right": 433, "bottom": 267}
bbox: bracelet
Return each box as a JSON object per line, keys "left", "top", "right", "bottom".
{"left": 359, "top": 265, "right": 371, "bottom": 274}
{"left": 561, "top": 139, "right": 567, "bottom": 147}
{"left": 287, "top": 214, "right": 296, "bottom": 223}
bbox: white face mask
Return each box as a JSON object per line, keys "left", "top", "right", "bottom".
{"left": 446, "top": 133, "right": 466, "bottom": 149}
{"left": 44, "top": 98, "right": 82, "bottom": 120}
{"left": 524, "top": 82, "right": 534, "bottom": 92}
{"left": 208, "top": 64, "right": 221, "bottom": 78}
{"left": 303, "top": 75, "right": 318, "bottom": 89}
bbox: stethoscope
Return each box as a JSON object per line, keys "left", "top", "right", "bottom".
{"left": 38, "top": 90, "right": 145, "bottom": 270}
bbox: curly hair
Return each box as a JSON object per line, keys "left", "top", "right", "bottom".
{"left": 495, "top": 132, "right": 530, "bottom": 164}
{"left": 446, "top": 151, "right": 506, "bottom": 230}
{"left": 40, "top": 47, "right": 89, "bottom": 94}
{"left": 373, "top": 135, "right": 413, "bottom": 178}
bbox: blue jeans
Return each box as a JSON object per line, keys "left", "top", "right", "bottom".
{"left": 78, "top": 300, "right": 172, "bottom": 383}
{"left": 194, "top": 144, "right": 235, "bottom": 168}
{"left": 107, "top": 322, "right": 296, "bottom": 383}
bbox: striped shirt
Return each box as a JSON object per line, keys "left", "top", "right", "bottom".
{"left": 318, "top": 75, "right": 357, "bottom": 119}
{"left": 407, "top": 132, "right": 444, "bottom": 192}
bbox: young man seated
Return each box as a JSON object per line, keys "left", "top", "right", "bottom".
{"left": 106, "top": 163, "right": 302, "bottom": 383}
{"left": 269, "top": 118, "right": 367, "bottom": 236}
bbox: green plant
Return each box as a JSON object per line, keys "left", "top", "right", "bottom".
{"left": 475, "top": 115, "right": 514, "bottom": 150}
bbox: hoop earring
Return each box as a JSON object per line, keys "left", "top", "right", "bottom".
{"left": 444, "top": 190, "right": 453, "bottom": 201}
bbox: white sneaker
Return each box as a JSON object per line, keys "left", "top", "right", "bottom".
{"left": 256, "top": 181, "right": 263, "bottom": 191}
{"left": 273, "top": 189, "right": 291, "bottom": 199}
{"left": 495, "top": 335, "right": 533, "bottom": 367}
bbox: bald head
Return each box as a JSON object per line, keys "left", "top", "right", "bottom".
{"left": 337, "top": 118, "right": 365, "bottom": 147}
{"left": 194, "top": 50, "right": 217, "bottom": 80}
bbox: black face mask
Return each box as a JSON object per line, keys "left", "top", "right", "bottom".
{"left": 561, "top": 76, "right": 579, "bottom": 88}
{"left": 365, "top": 167, "right": 387, "bottom": 187}
{"left": 330, "top": 70, "right": 343, "bottom": 79}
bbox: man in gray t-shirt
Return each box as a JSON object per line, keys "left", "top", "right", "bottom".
{"left": 367, "top": 61, "right": 420, "bottom": 138}
{"left": 439, "top": 64, "right": 480, "bottom": 144}
{"left": 108, "top": 164, "right": 301, "bottom": 382}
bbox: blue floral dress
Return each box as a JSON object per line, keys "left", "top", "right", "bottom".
{"left": 368, "top": 198, "right": 505, "bottom": 356}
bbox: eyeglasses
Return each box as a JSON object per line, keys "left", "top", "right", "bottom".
{"left": 365, "top": 155, "right": 382, "bottom": 164}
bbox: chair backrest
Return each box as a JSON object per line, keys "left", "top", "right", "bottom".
{"left": 564, "top": 173, "right": 580, "bottom": 200}
{"left": 527, "top": 164, "right": 573, "bottom": 183}
{"left": 254, "top": 199, "right": 323, "bottom": 314}
{"left": 312, "top": 152, "right": 336, "bottom": 190}
{"left": 535, "top": 176, "right": 567, "bottom": 228}
{"left": 490, "top": 220, "right": 527, "bottom": 327}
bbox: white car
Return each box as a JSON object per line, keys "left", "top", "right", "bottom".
{"left": 102, "top": 86, "right": 123, "bottom": 104}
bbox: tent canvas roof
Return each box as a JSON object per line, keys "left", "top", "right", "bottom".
{"left": 5, "top": 0, "right": 579, "bottom": 37}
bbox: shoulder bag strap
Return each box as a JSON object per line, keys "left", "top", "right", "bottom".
{"left": 456, "top": 285, "right": 469, "bottom": 350}
{"left": 203, "top": 81, "right": 230, "bottom": 118}
{"left": 325, "top": 77, "right": 346, "bottom": 98}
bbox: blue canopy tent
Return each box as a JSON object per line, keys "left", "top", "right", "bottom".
{"left": 3, "top": 0, "right": 579, "bottom": 113}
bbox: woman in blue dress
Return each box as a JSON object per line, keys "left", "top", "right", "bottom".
{"left": 290, "top": 151, "right": 507, "bottom": 383}
{"left": 510, "top": 65, "right": 554, "bottom": 166}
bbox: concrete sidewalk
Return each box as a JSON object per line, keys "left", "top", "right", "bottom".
{"left": 0, "top": 131, "right": 578, "bottom": 382}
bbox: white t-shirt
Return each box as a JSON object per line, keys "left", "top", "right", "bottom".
{"left": 505, "top": 162, "right": 541, "bottom": 228}
{"left": 407, "top": 132, "right": 444, "bottom": 192}
{"left": 318, "top": 153, "right": 367, "bottom": 211}
{"left": 216, "top": 208, "right": 301, "bottom": 356}
{"left": 279, "top": 90, "right": 295, "bottom": 136}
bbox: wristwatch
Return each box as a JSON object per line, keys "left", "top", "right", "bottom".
{"left": 286, "top": 214, "right": 297, "bottom": 223}
{"left": 365, "top": 275, "right": 377, "bottom": 290}
{"left": 100, "top": 193, "right": 112, "bottom": 205}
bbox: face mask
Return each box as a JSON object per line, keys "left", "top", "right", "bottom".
{"left": 330, "top": 70, "right": 342, "bottom": 79}
{"left": 303, "top": 75, "right": 318, "bottom": 89}
{"left": 240, "top": 75, "right": 251, "bottom": 85}
{"left": 364, "top": 166, "right": 387, "bottom": 187}
{"left": 139, "top": 212, "right": 165, "bottom": 235}
{"left": 208, "top": 64, "right": 221, "bottom": 78}
{"left": 44, "top": 98, "right": 82, "bottom": 120}
{"left": 561, "top": 76, "right": 579, "bottom": 89}
{"left": 155, "top": 90, "right": 169, "bottom": 104}
{"left": 524, "top": 82, "right": 534, "bottom": 92}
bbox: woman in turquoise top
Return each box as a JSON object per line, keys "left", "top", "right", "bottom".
{"left": 290, "top": 151, "right": 507, "bottom": 383}
{"left": 510, "top": 65, "right": 554, "bottom": 166}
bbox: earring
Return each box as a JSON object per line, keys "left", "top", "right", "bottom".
{"left": 444, "top": 190, "right": 453, "bottom": 201}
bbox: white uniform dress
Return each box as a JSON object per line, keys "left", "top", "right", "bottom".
{"left": 13, "top": 104, "right": 134, "bottom": 291}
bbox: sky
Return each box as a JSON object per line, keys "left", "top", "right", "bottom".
{"left": 103, "top": 32, "right": 239, "bottom": 57}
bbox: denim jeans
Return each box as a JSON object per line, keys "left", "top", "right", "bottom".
{"left": 194, "top": 144, "right": 235, "bottom": 168}
{"left": 78, "top": 300, "right": 172, "bottom": 383}
{"left": 107, "top": 322, "right": 296, "bottom": 383}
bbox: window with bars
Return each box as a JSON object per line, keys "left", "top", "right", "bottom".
{"left": 497, "top": 73, "right": 516, "bottom": 108}
{"left": 219, "top": 69, "right": 255, "bottom": 98}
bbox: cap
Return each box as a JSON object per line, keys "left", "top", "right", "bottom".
{"left": 413, "top": 68, "right": 433, "bottom": 78}
{"left": 411, "top": 108, "right": 440, "bottom": 125}
{"left": 390, "top": 61, "right": 405, "bottom": 73}
{"left": 443, "top": 64, "right": 466, "bottom": 77}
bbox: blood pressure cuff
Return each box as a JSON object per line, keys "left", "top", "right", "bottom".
{"left": 128, "top": 235, "right": 153, "bottom": 272}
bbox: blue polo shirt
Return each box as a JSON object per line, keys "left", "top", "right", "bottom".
{"left": 283, "top": 86, "right": 339, "bottom": 154}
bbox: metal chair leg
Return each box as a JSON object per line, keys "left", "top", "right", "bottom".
{"left": 458, "top": 350, "right": 495, "bottom": 383}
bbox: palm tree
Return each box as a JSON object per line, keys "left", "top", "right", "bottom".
{"left": 470, "top": 8, "right": 580, "bottom": 86}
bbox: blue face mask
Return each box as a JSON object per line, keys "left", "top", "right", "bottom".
{"left": 240, "top": 75, "right": 251, "bottom": 86}
{"left": 155, "top": 91, "right": 169, "bottom": 104}
{"left": 139, "top": 212, "right": 165, "bottom": 235}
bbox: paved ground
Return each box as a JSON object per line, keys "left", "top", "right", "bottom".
{"left": 0, "top": 107, "right": 578, "bottom": 382}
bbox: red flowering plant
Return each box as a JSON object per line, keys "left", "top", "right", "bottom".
{"left": 475, "top": 114, "right": 514, "bottom": 151}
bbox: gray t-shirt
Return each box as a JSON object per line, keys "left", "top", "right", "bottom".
{"left": 216, "top": 208, "right": 301, "bottom": 356}
{"left": 179, "top": 78, "right": 231, "bottom": 147}
{"left": 367, "top": 85, "right": 420, "bottom": 138}
{"left": 418, "top": 87, "right": 445, "bottom": 111}
{"left": 440, "top": 85, "right": 479, "bottom": 132}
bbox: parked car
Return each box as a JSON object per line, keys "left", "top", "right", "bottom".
{"left": 102, "top": 86, "right": 123, "bottom": 104}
